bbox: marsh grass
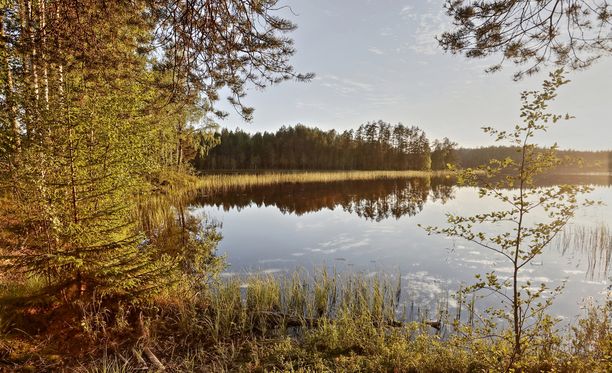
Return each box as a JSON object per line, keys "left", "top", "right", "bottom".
{"left": 198, "top": 269, "right": 416, "bottom": 343}
{"left": 77, "top": 271, "right": 610, "bottom": 372}
{"left": 196, "top": 170, "right": 452, "bottom": 192}
{"left": 555, "top": 223, "right": 612, "bottom": 279}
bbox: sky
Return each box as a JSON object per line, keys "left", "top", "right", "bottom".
{"left": 216, "top": 0, "right": 612, "bottom": 150}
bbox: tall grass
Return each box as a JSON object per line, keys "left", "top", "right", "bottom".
{"left": 66, "top": 270, "right": 611, "bottom": 372}
{"left": 196, "top": 170, "right": 452, "bottom": 192}
{"left": 554, "top": 223, "right": 612, "bottom": 279}
{"left": 2, "top": 269, "right": 610, "bottom": 372}
{"left": 201, "top": 270, "right": 419, "bottom": 342}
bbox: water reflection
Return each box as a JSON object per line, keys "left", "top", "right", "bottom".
{"left": 553, "top": 223, "right": 612, "bottom": 281}
{"left": 194, "top": 175, "right": 611, "bottom": 320}
{"left": 195, "top": 177, "right": 456, "bottom": 221}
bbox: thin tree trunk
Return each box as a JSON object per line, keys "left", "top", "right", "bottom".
{"left": 176, "top": 122, "right": 184, "bottom": 169}
{"left": 28, "top": 0, "right": 39, "bottom": 107}
{"left": 512, "top": 133, "right": 532, "bottom": 361}
{"left": 40, "top": 0, "right": 49, "bottom": 109}
{"left": 55, "top": 2, "right": 64, "bottom": 98}
{"left": 0, "top": 13, "right": 21, "bottom": 160}
{"left": 18, "top": 0, "right": 32, "bottom": 139}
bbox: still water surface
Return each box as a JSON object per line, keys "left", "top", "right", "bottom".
{"left": 193, "top": 176, "right": 611, "bottom": 321}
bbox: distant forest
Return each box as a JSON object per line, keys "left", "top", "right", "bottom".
{"left": 196, "top": 122, "right": 456, "bottom": 171}
{"left": 456, "top": 147, "right": 611, "bottom": 172}
{"left": 196, "top": 123, "right": 610, "bottom": 173}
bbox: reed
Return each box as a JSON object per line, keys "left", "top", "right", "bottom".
{"left": 554, "top": 222, "right": 612, "bottom": 279}
{"left": 75, "top": 270, "right": 610, "bottom": 372}
{"left": 196, "top": 170, "right": 453, "bottom": 192}
{"left": 201, "top": 270, "right": 418, "bottom": 341}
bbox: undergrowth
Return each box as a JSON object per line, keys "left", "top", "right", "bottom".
{"left": 0, "top": 271, "right": 610, "bottom": 372}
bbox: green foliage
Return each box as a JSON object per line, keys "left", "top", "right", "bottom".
{"left": 439, "top": 0, "right": 612, "bottom": 79}
{"left": 0, "top": 0, "right": 304, "bottom": 301}
{"left": 200, "top": 122, "right": 452, "bottom": 171}
{"left": 423, "top": 69, "right": 597, "bottom": 366}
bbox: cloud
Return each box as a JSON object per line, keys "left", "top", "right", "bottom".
{"left": 408, "top": 9, "right": 449, "bottom": 55}
{"left": 295, "top": 101, "right": 327, "bottom": 111}
{"left": 368, "top": 47, "right": 385, "bottom": 55}
{"left": 320, "top": 74, "right": 373, "bottom": 95}
{"left": 379, "top": 26, "right": 394, "bottom": 37}
{"left": 400, "top": 5, "right": 414, "bottom": 19}
{"left": 363, "top": 93, "right": 406, "bottom": 107}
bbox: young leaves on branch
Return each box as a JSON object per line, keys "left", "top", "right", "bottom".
{"left": 422, "top": 69, "right": 597, "bottom": 367}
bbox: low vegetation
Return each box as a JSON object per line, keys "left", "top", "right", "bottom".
{"left": 1, "top": 271, "right": 610, "bottom": 372}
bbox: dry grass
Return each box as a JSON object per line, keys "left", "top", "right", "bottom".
{"left": 196, "top": 170, "right": 453, "bottom": 192}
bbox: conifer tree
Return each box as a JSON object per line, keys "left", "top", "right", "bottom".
{"left": 0, "top": 0, "right": 306, "bottom": 299}
{"left": 439, "top": 0, "right": 612, "bottom": 79}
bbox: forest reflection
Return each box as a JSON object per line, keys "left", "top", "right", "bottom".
{"left": 192, "top": 172, "right": 611, "bottom": 222}
{"left": 195, "top": 177, "right": 456, "bottom": 221}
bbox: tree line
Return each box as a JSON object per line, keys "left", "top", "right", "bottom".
{"left": 455, "top": 146, "right": 611, "bottom": 173}
{"left": 197, "top": 122, "right": 457, "bottom": 171}
{"left": 197, "top": 124, "right": 609, "bottom": 173}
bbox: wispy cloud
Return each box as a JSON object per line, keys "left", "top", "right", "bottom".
{"left": 295, "top": 101, "right": 327, "bottom": 111}
{"left": 379, "top": 26, "right": 394, "bottom": 37}
{"left": 408, "top": 9, "right": 449, "bottom": 55}
{"left": 363, "top": 93, "right": 406, "bottom": 107}
{"left": 368, "top": 47, "right": 384, "bottom": 55}
{"left": 400, "top": 5, "right": 414, "bottom": 19}
{"left": 320, "top": 74, "right": 373, "bottom": 95}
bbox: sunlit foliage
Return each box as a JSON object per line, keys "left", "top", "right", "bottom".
{"left": 423, "top": 69, "right": 598, "bottom": 367}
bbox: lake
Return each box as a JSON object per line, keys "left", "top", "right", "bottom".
{"left": 192, "top": 175, "right": 611, "bottom": 322}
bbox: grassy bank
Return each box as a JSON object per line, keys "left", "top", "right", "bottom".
{"left": 195, "top": 170, "right": 453, "bottom": 192}
{"left": 1, "top": 271, "right": 609, "bottom": 372}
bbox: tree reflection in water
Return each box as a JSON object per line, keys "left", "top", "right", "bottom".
{"left": 195, "top": 177, "right": 456, "bottom": 221}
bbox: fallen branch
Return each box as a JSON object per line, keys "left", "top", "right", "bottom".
{"left": 138, "top": 313, "right": 165, "bottom": 371}
{"left": 257, "top": 311, "right": 441, "bottom": 331}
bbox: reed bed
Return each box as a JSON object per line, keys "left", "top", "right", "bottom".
{"left": 3, "top": 269, "right": 610, "bottom": 372}
{"left": 137, "top": 170, "right": 452, "bottom": 230}
{"left": 200, "top": 269, "right": 421, "bottom": 343}
{"left": 196, "top": 170, "right": 453, "bottom": 192}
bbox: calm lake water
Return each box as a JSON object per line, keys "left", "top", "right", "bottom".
{"left": 192, "top": 175, "right": 611, "bottom": 321}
